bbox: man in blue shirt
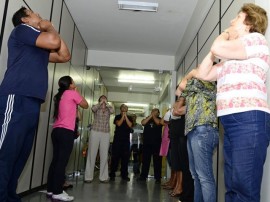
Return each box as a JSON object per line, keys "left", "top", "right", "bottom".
{"left": 0, "top": 7, "right": 70, "bottom": 202}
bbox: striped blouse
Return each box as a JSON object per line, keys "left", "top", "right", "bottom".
{"left": 216, "top": 32, "right": 270, "bottom": 117}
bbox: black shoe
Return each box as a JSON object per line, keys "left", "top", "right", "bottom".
{"left": 122, "top": 177, "right": 130, "bottom": 181}
{"left": 136, "top": 176, "right": 146, "bottom": 182}
{"left": 100, "top": 179, "right": 109, "bottom": 183}
{"left": 110, "top": 177, "right": 115, "bottom": 181}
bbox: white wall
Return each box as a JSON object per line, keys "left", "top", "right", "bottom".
{"left": 87, "top": 50, "right": 175, "bottom": 71}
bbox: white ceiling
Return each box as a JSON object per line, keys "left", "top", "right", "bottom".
{"left": 64, "top": 0, "right": 207, "bottom": 114}
{"left": 65, "top": 0, "right": 198, "bottom": 55}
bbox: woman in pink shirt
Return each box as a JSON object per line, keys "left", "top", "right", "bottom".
{"left": 47, "top": 76, "right": 88, "bottom": 201}
{"left": 196, "top": 4, "right": 270, "bottom": 202}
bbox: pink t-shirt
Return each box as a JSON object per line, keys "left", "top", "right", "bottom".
{"left": 53, "top": 90, "right": 83, "bottom": 131}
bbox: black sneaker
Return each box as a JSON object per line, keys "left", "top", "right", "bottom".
{"left": 122, "top": 177, "right": 130, "bottom": 181}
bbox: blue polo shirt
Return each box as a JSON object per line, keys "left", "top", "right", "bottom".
{"left": 0, "top": 24, "right": 50, "bottom": 101}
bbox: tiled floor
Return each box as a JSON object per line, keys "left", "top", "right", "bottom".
{"left": 21, "top": 173, "right": 180, "bottom": 202}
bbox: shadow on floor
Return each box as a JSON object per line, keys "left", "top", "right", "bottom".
{"left": 21, "top": 173, "right": 180, "bottom": 202}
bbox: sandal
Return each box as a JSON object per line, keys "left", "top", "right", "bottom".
{"left": 170, "top": 191, "right": 182, "bottom": 197}
{"left": 163, "top": 185, "right": 174, "bottom": 190}
{"left": 168, "top": 190, "right": 174, "bottom": 195}
{"left": 161, "top": 181, "right": 170, "bottom": 187}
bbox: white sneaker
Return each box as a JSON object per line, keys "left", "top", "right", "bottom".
{"left": 47, "top": 191, "right": 66, "bottom": 197}
{"left": 52, "top": 192, "right": 74, "bottom": 201}
{"left": 46, "top": 192, "right": 53, "bottom": 198}
{"left": 62, "top": 191, "right": 69, "bottom": 196}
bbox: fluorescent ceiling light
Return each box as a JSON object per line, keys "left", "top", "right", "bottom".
{"left": 118, "top": 1, "right": 158, "bottom": 12}
{"left": 118, "top": 79, "right": 154, "bottom": 84}
{"left": 128, "top": 108, "right": 145, "bottom": 112}
{"left": 125, "top": 103, "right": 148, "bottom": 107}
{"left": 118, "top": 75, "right": 155, "bottom": 84}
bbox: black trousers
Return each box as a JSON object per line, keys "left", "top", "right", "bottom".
{"left": 109, "top": 140, "right": 130, "bottom": 178}
{"left": 140, "top": 143, "right": 162, "bottom": 180}
{"left": 179, "top": 136, "right": 194, "bottom": 202}
{"left": 47, "top": 128, "right": 74, "bottom": 194}
{"left": 170, "top": 136, "right": 182, "bottom": 171}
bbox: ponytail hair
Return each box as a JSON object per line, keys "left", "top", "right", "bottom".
{"left": 53, "top": 76, "right": 73, "bottom": 119}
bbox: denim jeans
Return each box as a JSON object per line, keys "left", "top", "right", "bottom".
{"left": 220, "top": 110, "right": 270, "bottom": 202}
{"left": 187, "top": 124, "right": 219, "bottom": 202}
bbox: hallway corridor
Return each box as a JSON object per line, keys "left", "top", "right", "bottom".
{"left": 21, "top": 173, "right": 179, "bottom": 202}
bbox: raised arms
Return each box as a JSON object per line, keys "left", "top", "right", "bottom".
{"left": 36, "top": 20, "right": 70, "bottom": 63}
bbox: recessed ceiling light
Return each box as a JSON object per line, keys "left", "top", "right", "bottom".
{"left": 118, "top": 79, "right": 154, "bottom": 84}
{"left": 118, "top": 0, "right": 158, "bottom": 12}
{"left": 128, "top": 108, "right": 145, "bottom": 113}
{"left": 118, "top": 75, "right": 155, "bottom": 84}
{"left": 125, "top": 103, "right": 149, "bottom": 107}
